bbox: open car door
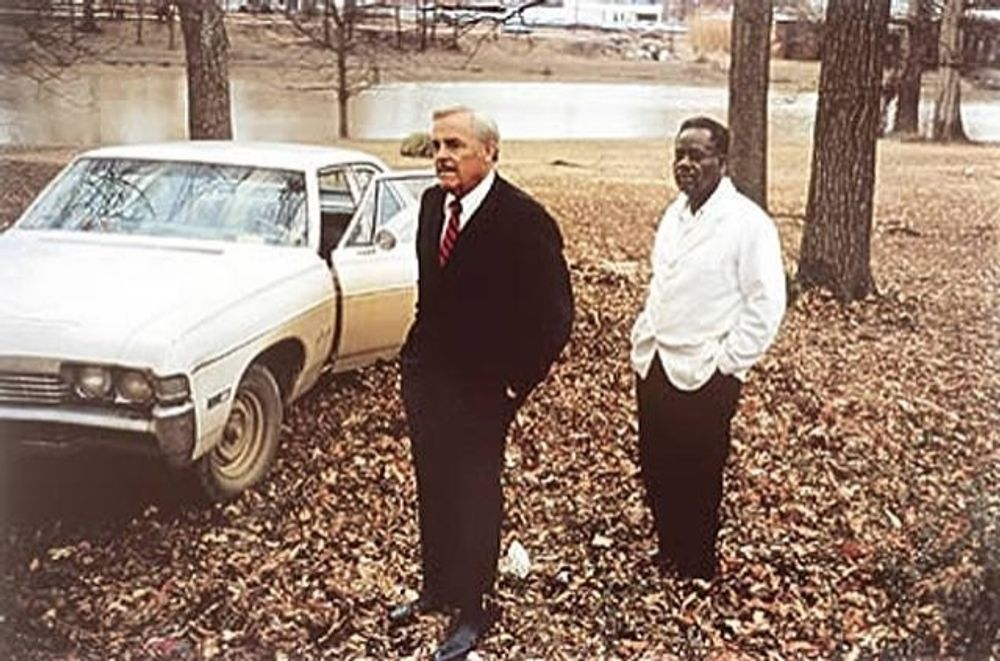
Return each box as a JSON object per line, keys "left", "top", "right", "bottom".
{"left": 329, "top": 171, "right": 436, "bottom": 371}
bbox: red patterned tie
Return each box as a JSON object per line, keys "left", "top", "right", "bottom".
{"left": 439, "top": 199, "right": 462, "bottom": 267}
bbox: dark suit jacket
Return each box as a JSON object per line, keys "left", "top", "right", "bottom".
{"left": 402, "top": 174, "right": 573, "bottom": 399}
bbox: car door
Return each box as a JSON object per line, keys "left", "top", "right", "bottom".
{"left": 330, "top": 171, "right": 436, "bottom": 370}
{"left": 317, "top": 166, "right": 359, "bottom": 262}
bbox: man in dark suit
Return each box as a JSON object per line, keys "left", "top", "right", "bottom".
{"left": 390, "top": 106, "right": 573, "bottom": 660}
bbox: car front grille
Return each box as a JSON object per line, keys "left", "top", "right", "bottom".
{"left": 0, "top": 372, "right": 71, "bottom": 405}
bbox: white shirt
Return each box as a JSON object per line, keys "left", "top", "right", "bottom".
{"left": 440, "top": 168, "right": 496, "bottom": 243}
{"left": 630, "top": 177, "right": 786, "bottom": 390}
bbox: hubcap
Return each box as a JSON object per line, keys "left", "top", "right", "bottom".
{"left": 214, "top": 388, "right": 265, "bottom": 479}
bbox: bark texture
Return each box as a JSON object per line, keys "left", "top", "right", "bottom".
{"left": 892, "top": 0, "right": 929, "bottom": 135}
{"left": 727, "top": 0, "right": 772, "bottom": 210}
{"left": 798, "top": 0, "right": 890, "bottom": 301}
{"left": 931, "top": 0, "right": 967, "bottom": 142}
{"left": 179, "top": 0, "right": 232, "bottom": 140}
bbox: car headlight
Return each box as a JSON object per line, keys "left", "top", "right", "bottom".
{"left": 75, "top": 365, "right": 114, "bottom": 400}
{"left": 116, "top": 369, "right": 154, "bottom": 404}
{"left": 155, "top": 374, "right": 191, "bottom": 405}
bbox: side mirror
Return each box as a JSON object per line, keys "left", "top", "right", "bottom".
{"left": 374, "top": 228, "right": 397, "bottom": 251}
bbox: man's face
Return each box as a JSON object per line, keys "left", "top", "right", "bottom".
{"left": 673, "top": 127, "right": 724, "bottom": 205}
{"left": 431, "top": 112, "right": 496, "bottom": 197}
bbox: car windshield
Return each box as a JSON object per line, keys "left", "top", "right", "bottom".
{"left": 17, "top": 157, "right": 308, "bottom": 246}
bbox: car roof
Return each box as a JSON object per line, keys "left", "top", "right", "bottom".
{"left": 81, "top": 141, "right": 387, "bottom": 172}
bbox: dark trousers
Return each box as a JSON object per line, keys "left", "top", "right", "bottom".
{"left": 636, "top": 355, "right": 742, "bottom": 578}
{"left": 401, "top": 359, "right": 516, "bottom": 611}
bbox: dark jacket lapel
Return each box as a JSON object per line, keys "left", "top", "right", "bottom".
{"left": 424, "top": 187, "right": 445, "bottom": 258}
{"left": 443, "top": 175, "right": 503, "bottom": 268}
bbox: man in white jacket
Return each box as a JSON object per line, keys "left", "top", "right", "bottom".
{"left": 631, "top": 116, "right": 786, "bottom": 579}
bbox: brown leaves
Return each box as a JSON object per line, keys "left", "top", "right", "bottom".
{"left": 2, "top": 139, "right": 999, "bottom": 658}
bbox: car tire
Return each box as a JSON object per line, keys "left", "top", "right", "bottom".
{"left": 197, "top": 363, "right": 282, "bottom": 502}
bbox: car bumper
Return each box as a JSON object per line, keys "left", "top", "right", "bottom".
{"left": 0, "top": 402, "right": 196, "bottom": 466}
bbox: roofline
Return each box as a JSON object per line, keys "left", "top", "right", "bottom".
{"left": 79, "top": 141, "right": 388, "bottom": 171}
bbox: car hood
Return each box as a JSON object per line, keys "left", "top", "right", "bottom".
{"left": 0, "top": 230, "right": 322, "bottom": 370}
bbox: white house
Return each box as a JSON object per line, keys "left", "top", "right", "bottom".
{"left": 523, "top": 0, "right": 663, "bottom": 28}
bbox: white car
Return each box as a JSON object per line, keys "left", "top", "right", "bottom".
{"left": 0, "top": 142, "right": 434, "bottom": 501}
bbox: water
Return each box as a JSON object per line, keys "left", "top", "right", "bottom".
{"left": 1, "top": 69, "right": 998, "bottom": 145}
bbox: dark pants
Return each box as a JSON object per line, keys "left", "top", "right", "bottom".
{"left": 636, "top": 355, "right": 742, "bottom": 578}
{"left": 401, "top": 359, "right": 516, "bottom": 611}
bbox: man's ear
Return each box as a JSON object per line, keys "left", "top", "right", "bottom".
{"left": 486, "top": 141, "right": 499, "bottom": 164}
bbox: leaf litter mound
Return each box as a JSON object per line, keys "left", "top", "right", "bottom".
{"left": 0, "top": 140, "right": 997, "bottom": 658}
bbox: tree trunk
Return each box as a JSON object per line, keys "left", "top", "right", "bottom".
{"left": 81, "top": 0, "right": 99, "bottom": 33}
{"left": 324, "top": 0, "right": 350, "bottom": 138}
{"left": 323, "top": 0, "right": 333, "bottom": 47}
{"left": 336, "top": 32, "right": 349, "bottom": 139}
{"left": 345, "top": 0, "right": 355, "bottom": 41}
{"left": 798, "top": 0, "right": 889, "bottom": 301}
{"left": 419, "top": 0, "right": 427, "bottom": 52}
{"left": 931, "top": 0, "right": 967, "bottom": 142}
{"left": 179, "top": 0, "right": 232, "bottom": 140}
{"left": 892, "top": 0, "right": 927, "bottom": 136}
{"left": 395, "top": 4, "right": 402, "bottom": 50}
{"left": 137, "top": 0, "right": 145, "bottom": 45}
{"left": 727, "top": 0, "right": 772, "bottom": 210}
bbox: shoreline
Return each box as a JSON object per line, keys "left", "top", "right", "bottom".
{"left": 2, "top": 17, "right": 998, "bottom": 151}
{"left": 23, "top": 16, "right": 999, "bottom": 100}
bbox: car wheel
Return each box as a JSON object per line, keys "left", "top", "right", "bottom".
{"left": 197, "top": 363, "right": 282, "bottom": 502}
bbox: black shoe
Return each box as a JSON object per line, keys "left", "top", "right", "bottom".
{"left": 676, "top": 558, "right": 716, "bottom": 581}
{"left": 653, "top": 552, "right": 680, "bottom": 578}
{"left": 387, "top": 593, "right": 442, "bottom": 626}
{"left": 432, "top": 606, "right": 496, "bottom": 661}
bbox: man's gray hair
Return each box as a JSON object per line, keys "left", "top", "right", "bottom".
{"left": 432, "top": 105, "right": 501, "bottom": 148}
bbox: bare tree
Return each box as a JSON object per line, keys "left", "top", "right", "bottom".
{"left": 931, "top": 0, "right": 968, "bottom": 141}
{"left": 727, "top": 0, "right": 772, "bottom": 210}
{"left": 329, "top": 0, "right": 356, "bottom": 138}
{"left": 891, "top": 0, "right": 932, "bottom": 135}
{"left": 137, "top": 0, "right": 146, "bottom": 45}
{"left": 0, "top": 4, "right": 97, "bottom": 82}
{"left": 451, "top": 0, "right": 546, "bottom": 67}
{"left": 81, "top": 0, "right": 100, "bottom": 33}
{"left": 177, "top": 0, "right": 232, "bottom": 139}
{"left": 394, "top": 0, "right": 402, "bottom": 49}
{"left": 281, "top": 0, "right": 542, "bottom": 139}
{"left": 285, "top": 0, "right": 380, "bottom": 139}
{"left": 0, "top": 0, "right": 231, "bottom": 140}
{"left": 798, "top": 0, "right": 890, "bottom": 301}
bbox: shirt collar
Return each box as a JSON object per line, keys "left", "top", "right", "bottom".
{"left": 444, "top": 168, "right": 496, "bottom": 227}
{"left": 680, "top": 176, "right": 736, "bottom": 221}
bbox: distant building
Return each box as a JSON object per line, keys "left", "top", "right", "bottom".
{"left": 965, "top": 9, "right": 1000, "bottom": 67}
{"left": 772, "top": 10, "right": 822, "bottom": 60}
{"left": 524, "top": 0, "right": 663, "bottom": 28}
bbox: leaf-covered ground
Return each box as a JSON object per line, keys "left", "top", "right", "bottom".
{"left": 1, "top": 138, "right": 998, "bottom": 659}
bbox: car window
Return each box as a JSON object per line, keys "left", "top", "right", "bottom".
{"left": 346, "top": 180, "right": 403, "bottom": 246}
{"left": 345, "top": 173, "right": 435, "bottom": 247}
{"left": 318, "top": 168, "right": 354, "bottom": 214}
{"left": 318, "top": 166, "right": 356, "bottom": 260}
{"left": 16, "top": 158, "right": 308, "bottom": 246}
{"left": 350, "top": 165, "right": 379, "bottom": 199}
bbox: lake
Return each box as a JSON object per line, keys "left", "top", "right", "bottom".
{"left": 1, "top": 69, "right": 998, "bottom": 145}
